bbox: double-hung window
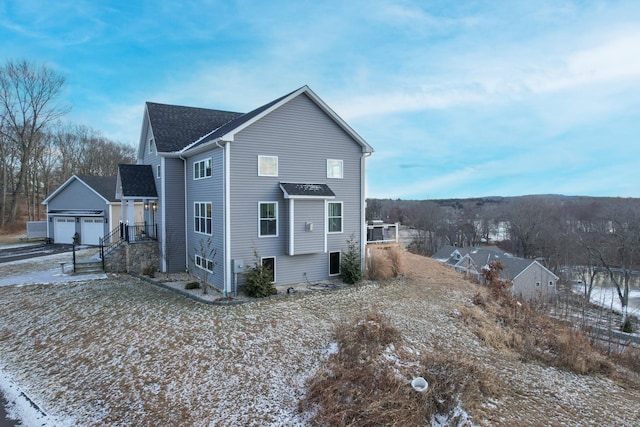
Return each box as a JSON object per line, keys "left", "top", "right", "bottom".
{"left": 258, "top": 155, "right": 278, "bottom": 176}
{"left": 194, "top": 158, "right": 212, "bottom": 179}
{"left": 148, "top": 137, "right": 154, "bottom": 154}
{"left": 327, "top": 159, "right": 343, "bottom": 178}
{"left": 259, "top": 202, "right": 278, "bottom": 237}
{"left": 328, "top": 202, "right": 343, "bottom": 233}
{"left": 194, "top": 202, "right": 212, "bottom": 235}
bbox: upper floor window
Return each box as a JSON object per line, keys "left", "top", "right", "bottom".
{"left": 259, "top": 202, "right": 278, "bottom": 237}
{"left": 194, "top": 158, "right": 212, "bottom": 179}
{"left": 148, "top": 138, "right": 155, "bottom": 154}
{"left": 194, "top": 202, "right": 212, "bottom": 235}
{"left": 258, "top": 155, "right": 278, "bottom": 177}
{"left": 156, "top": 164, "right": 161, "bottom": 179}
{"left": 328, "top": 202, "right": 343, "bottom": 233}
{"left": 327, "top": 159, "right": 343, "bottom": 179}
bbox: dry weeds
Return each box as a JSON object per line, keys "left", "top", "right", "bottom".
{"left": 300, "top": 312, "right": 502, "bottom": 426}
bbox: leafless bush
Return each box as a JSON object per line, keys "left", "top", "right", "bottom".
{"left": 299, "top": 312, "right": 502, "bottom": 426}
{"left": 463, "top": 285, "right": 614, "bottom": 376}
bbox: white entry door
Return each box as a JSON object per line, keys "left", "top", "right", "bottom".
{"left": 54, "top": 217, "right": 76, "bottom": 244}
{"left": 81, "top": 217, "right": 105, "bottom": 245}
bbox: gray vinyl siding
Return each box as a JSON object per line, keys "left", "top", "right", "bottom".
{"left": 48, "top": 180, "right": 107, "bottom": 211}
{"left": 186, "top": 149, "right": 225, "bottom": 289}
{"left": 163, "top": 157, "right": 186, "bottom": 272}
{"left": 229, "top": 93, "right": 364, "bottom": 286}
{"left": 291, "top": 199, "right": 325, "bottom": 255}
{"left": 512, "top": 264, "right": 558, "bottom": 301}
{"left": 47, "top": 179, "right": 109, "bottom": 240}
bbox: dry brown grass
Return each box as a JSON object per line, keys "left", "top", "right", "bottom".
{"left": 299, "top": 311, "right": 502, "bottom": 426}
{"left": 366, "top": 250, "right": 394, "bottom": 280}
{"left": 366, "top": 245, "right": 405, "bottom": 281}
{"left": 386, "top": 245, "right": 405, "bottom": 277}
{"left": 462, "top": 287, "right": 614, "bottom": 376}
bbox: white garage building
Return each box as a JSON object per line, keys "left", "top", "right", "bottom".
{"left": 42, "top": 175, "right": 143, "bottom": 245}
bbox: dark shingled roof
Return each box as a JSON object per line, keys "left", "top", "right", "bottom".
{"left": 146, "top": 102, "right": 244, "bottom": 153}
{"left": 118, "top": 164, "right": 158, "bottom": 198}
{"left": 77, "top": 175, "right": 118, "bottom": 202}
{"left": 280, "top": 183, "right": 335, "bottom": 198}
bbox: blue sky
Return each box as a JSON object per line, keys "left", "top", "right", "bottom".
{"left": 2, "top": 0, "right": 640, "bottom": 200}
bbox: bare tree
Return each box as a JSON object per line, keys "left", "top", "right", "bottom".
{"left": 190, "top": 237, "right": 217, "bottom": 295}
{"left": 0, "top": 60, "right": 70, "bottom": 225}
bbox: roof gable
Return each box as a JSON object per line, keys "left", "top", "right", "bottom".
{"left": 117, "top": 164, "right": 158, "bottom": 198}
{"left": 187, "top": 86, "right": 373, "bottom": 154}
{"left": 42, "top": 175, "right": 117, "bottom": 204}
{"left": 141, "top": 86, "right": 374, "bottom": 156}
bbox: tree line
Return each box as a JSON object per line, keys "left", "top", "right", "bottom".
{"left": 0, "top": 59, "right": 136, "bottom": 227}
{"left": 368, "top": 195, "right": 640, "bottom": 322}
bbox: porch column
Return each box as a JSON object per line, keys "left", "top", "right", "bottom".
{"left": 127, "top": 198, "right": 135, "bottom": 226}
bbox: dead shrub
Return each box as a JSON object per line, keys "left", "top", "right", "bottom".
{"left": 553, "top": 329, "right": 613, "bottom": 375}
{"left": 366, "top": 250, "right": 393, "bottom": 280}
{"left": 466, "top": 282, "right": 614, "bottom": 375}
{"left": 299, "top": 312, "right": 502, "bottom": 426}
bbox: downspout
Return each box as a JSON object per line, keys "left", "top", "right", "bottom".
{"left": 215, "top": 140, "right": 231, "bottom": 297}
{"left": 178, "top": 155, "right": 187, "bottom": 274}
{"left": 361, "top": 151, "right": 372, "bottom": 274}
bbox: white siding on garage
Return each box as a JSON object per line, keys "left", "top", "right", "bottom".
{"left": 54, "top": 217, "right": 76, "bottom": 244}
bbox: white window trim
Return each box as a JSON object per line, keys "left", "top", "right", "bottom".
{"left": 258, "top": 201, "right": 278, "bottom": 237}
{"left": 194, "top": 201, "right": 212, "bottom": 235}
{"left": 194, "top": 158, "right": 212, "bottom": 180}
{"left": 261, "top": 256, "right": 276, "bottom": 283}
{"left": 329, "top": 251, "right": 341, "bottom": 276}
{"left": 148, "top": 137, "right": 154, "bottom": 154}
{"left": 258, "top": 155, "right": 278, "bottom": 177}
{"left": 156, "top": 164, "right": 161, "bottom": 179}
{"left": 327, "top": 201, "right": 343, "bottom": 234}
{"left": 195, "top": 254, "right": 214, "bottom": 273}
{"left": 327, "top": 159, "right": 343, "bottom": 179}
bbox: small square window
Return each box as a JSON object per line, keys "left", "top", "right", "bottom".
{"left": 327, "top": 159, "right": 343, "bottom": 178}
{"left": 258, "top": 155, "right": 278, "bottom": 177}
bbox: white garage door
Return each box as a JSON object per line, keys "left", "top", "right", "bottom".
{"left": 54, "top": 217, "right": 76, "bottom": 244}
{"left": 81, "top": 218, "right": 105, "bottom": 245}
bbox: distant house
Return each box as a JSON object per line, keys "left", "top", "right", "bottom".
{"left": 116, "top": 85, "right": 373, "bottom": 293}
{"left": 433, "top": 245, "right": 559, "bottom": 301}
{"left": 42, "top": 175, "right": 143, "bottom": 245}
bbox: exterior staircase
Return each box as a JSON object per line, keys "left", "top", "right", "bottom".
{"left": 74, "top": 258, "right": 105, "bottom": 274}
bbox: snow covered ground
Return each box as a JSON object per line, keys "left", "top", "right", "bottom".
{"left": 1, "top": 251, "right": 639, "bottom": 426}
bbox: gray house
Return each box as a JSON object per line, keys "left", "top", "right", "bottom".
{"left": 433, "top": 245, "right": 559, "bottom": 301}
{"left": 42, "top": 175, "right": 143, "bottom": 245}
{"left": 130, "top": 86, "right": 373, "bottom": 295}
